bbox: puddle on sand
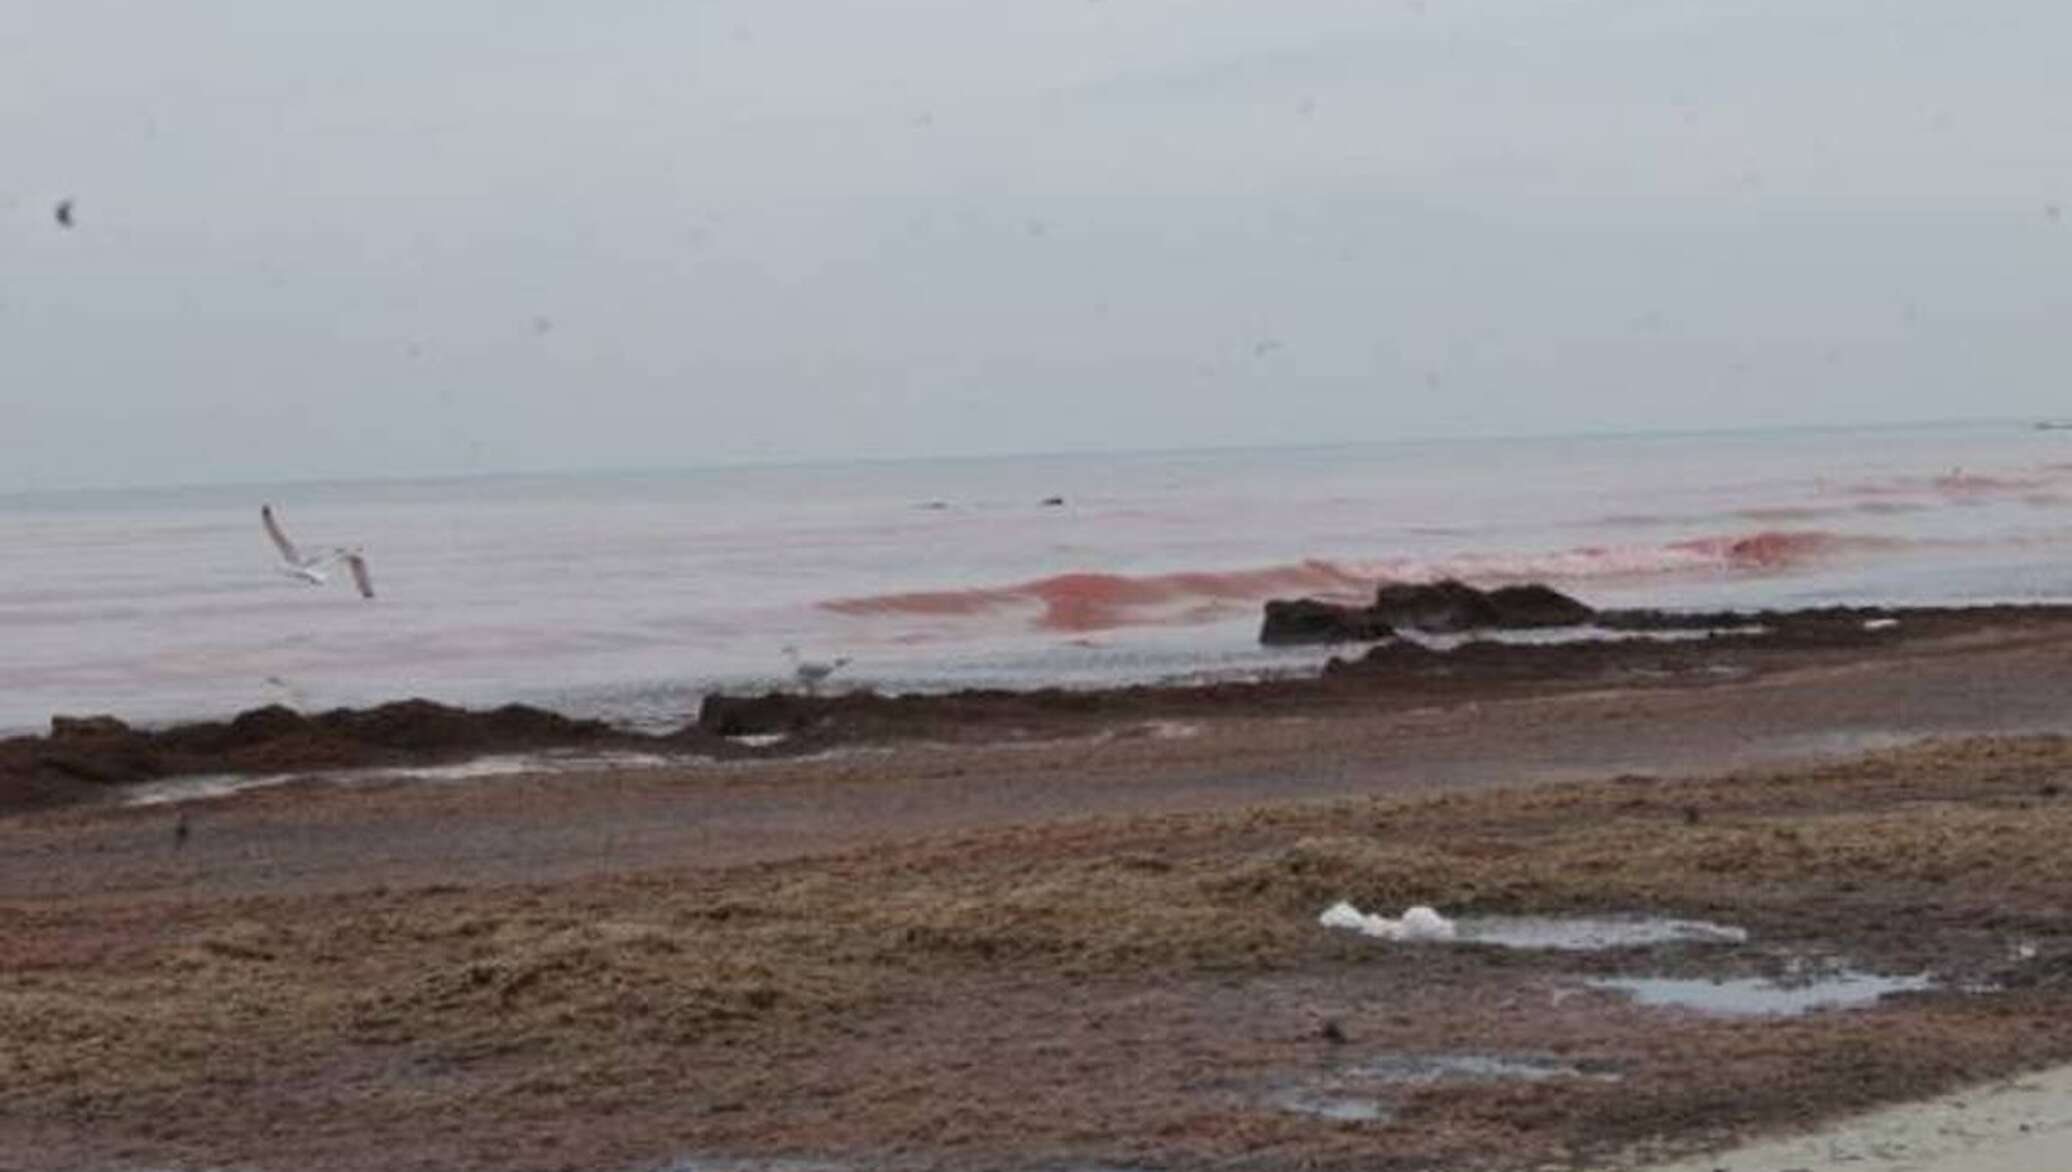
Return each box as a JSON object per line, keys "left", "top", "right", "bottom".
{"left": 661, "top": 1160, "right": 854, "bottom": 1172}
{"left": 124, "top": 771, "right": 296, "bottom": 806}
{"left": 1358, "top": 1053, "right": 1617, "bottom": 1085}
{"left": 123, "top": 750, "right": 681, "bottom": 807}
{"left": 1273, "top": 1052, "right": 1614, "bottom": 1125}
{"left": 1590, "top": 971, "right": 1934, "bottom": 1016}
{"left": 1269, "top": 1090, "right": 1393, "bottom": 1123}
{"left": 1408, "top": 624, "right": 1766, "bottom": 651}
{"left": 1454, "top": 916, "right": 1748, "bottom": 951}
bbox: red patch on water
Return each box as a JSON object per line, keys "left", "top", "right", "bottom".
{"left": 1668, "top": 529, "right": 1874, "bottom": 569}
{"left": 825, "top": 560, "right": 1373, "bottom": 632}
{"left": 826, "top": 530, "right": 1906, "bottom": 635}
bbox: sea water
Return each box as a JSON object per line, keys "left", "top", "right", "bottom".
{"left": 4, "top": 419, "right": 2071, "bottom": 733}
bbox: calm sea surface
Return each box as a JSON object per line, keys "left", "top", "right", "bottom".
{"left": 5, "top": 421, "right": 2071, "bottom": 734}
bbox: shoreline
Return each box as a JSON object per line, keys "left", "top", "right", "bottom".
{"left": 11, "top": 600, "right": 2072, "bottom": 816}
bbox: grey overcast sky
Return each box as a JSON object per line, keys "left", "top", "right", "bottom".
{"left": 6, "top": 0, "right": 2071, "bottom": 491}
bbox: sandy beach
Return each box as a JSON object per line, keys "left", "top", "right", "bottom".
{"left": 10, "top": 608, "right": 2072, "bottom": 1171}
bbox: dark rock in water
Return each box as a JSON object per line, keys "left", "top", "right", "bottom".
{"left": 316, "top": 699, "right": 611, "bottom": 752}
{"left": 1260, "top": 599, "right": 1395, "bottom": 645}
{"left": 1262, "top": 581, "right": 1594, "bottom": 644}
{"left": 320, "top": 698, "right": 484, "bottom": 750}
{"left": 480, "top": 703, "right": 612, "bottom": 744}
{"left": 38, "top": 715, "right": 157, "bottom": 782}
{"left": 1484, "top": 584, "right": 1597, "bottom": 628}
{"left": 699, "top": 692, "right": 818, "bottom": 737}
{"left": 1325, "top": 640, "right": 1445, "bottom": 675}
{"left": 36, "top": 745, "right": 159, "bottom": 784}
{"left": 15, "top": 698, "right": 631, "bottom": 797}
{"left": 1370, "top": 579, "right": 1505, "bottom": 633}
{"left": 227, "top": 704, "right": 310, "bottom": 743}
{"left": 49, "top": 714, "right": 132, "bottom": 741}
{"left": 1368, "top": 579, "right": 1594, "bottom": 633}
{"left": 153, "top": 705, "right": 323, "bottom": 760}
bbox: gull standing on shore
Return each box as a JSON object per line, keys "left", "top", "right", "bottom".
{"left": 261, "top": 505, "right": 375, "bottom": 599}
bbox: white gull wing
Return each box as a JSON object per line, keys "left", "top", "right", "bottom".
{"left": 344, "top": 552, "right": 375, "bottom": 599}
{"left": 260, "top": 504, "right": 308, "bottom": 566}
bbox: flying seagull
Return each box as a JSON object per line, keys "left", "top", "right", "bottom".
{"left": 782, "top": 645, "right": 850, "bottom": 694}
{"left": 261, "top": 504, "right": 374, "bottom": 598}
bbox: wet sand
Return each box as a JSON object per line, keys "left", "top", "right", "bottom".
{"left": 9, "top": 611, "right": 2072, "bottom": 1170}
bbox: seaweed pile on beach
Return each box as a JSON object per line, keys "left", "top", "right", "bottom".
{"left": 13, "top": 733, "right": 2072, "bottom": 1172}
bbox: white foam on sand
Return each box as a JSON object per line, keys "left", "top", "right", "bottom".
{"left": 1322, "top": 906, "right": 1749, "bottom": 951}
{"left": 1320, "top": 901, "right": 1458, "bottom": 941}
{"left": 1455, "top": 915, "right": 1749, "bottom": 950}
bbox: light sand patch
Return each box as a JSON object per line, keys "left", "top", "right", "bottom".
{"left": 1625, "top": 1062, "right": 2072, "bottom": 1172}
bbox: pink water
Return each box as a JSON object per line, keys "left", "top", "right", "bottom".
{"left": 4, "top": 421, "right": 2071, "bottom": 733}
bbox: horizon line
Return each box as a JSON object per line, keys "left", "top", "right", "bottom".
{"left": 0, "top": 414, "right": 2041, "bottom": 502}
